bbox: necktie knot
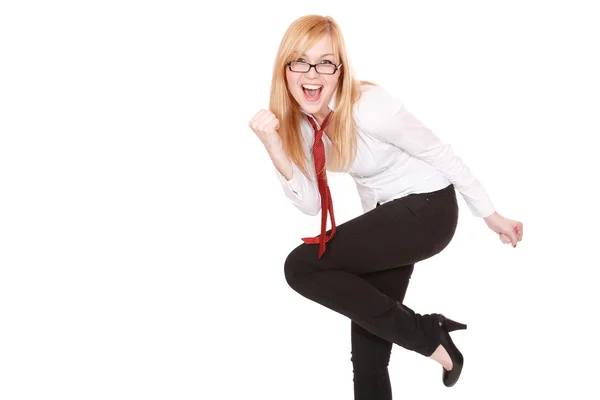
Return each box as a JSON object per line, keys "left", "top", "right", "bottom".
{"left": 307, "top": 111, "right": 332, "bottom": 136}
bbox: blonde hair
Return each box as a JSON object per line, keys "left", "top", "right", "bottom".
{"left": 269, "top": 15, "right": 374, "bottom": 179}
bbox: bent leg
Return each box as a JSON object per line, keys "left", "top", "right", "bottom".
{"left": 284, "top": 185, "right": 459, "bottom": 356}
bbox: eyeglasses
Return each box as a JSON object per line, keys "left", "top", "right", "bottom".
{"left": 286, "top": 61, "right": 343, "bottom": 75}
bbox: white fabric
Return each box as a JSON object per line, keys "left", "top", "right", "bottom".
{"left": 275, "top": 84, "right": 495, "bottom": 218}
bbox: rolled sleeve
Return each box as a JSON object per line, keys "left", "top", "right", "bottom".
{"left": 274, "top": 159, "right": 321, "bottom": 216}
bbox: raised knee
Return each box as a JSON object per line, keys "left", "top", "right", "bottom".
{"left": 283, "top": 247, "right": 315, "bottom": 291}
{"left": 284, "top": 252, "right": 302, "bottom": 289}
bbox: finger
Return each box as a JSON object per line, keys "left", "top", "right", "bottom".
{"left": 511, "top": 224, "right": 522, "bottom": 243}
{"left": 265, "top": 114, "right": 279, "bottom": 132}
{"left": 261, "top": 110, "right": 276, "bottom": 123}
{"left": 515, "top": 222, "right": 523, "bottom": 240}
{"left": 500, "top": 231, "right": 517, "bottom": 247}
{"left": 257, "top": 111, "right": 277, "bottom": 131}
{"left": 508, "top": 231, "right": 518, "bottom": 247}
{"left": 253, "top": 109, "right": 273, "bottom": 126}
{"left": 249, "top": 109, "right": 267, "bottom": 128}
{"left": 266, "top": 117, "right": 280, "bottom": 132}
{"left": 252, "top": 109, "right": 267, "bottom": 122}
{"left": 253, "top": 110, "right": 271, "bottom": 127}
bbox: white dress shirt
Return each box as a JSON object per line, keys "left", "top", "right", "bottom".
{"left": 275, "top": 84, "right": 495, "bottom": 218}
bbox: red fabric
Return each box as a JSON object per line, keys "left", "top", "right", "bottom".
{"left": 301, "top": 111, "right": 336, "bottom": 259}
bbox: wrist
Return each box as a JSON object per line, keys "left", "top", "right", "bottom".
{"left": 484, "top": 211, "right": 499, "bottom": 225}
{"left": 263, "top": 139, "right": 283, "bottom": 154}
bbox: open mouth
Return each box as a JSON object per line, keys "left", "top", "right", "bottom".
{"left": 302, "top": 84, "right": 323, "bottom": 101}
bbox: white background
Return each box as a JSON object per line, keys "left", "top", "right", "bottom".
{"left": 1, "top": 1, "right": 599, "bottom": 399}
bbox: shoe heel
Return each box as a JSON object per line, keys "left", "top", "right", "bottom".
{"left": 440, "top": 329, "right": 464, "bottom": 387}
{"left": 437, "top": 315, "right": 466, "bottom": 387}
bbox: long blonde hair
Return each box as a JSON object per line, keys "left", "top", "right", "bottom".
{"left": 269, "top": 15, "right": 374, "bottom": 179}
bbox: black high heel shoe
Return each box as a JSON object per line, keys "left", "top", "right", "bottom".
{"left": 438, "top": 315, "right": 466, "bottom": 387}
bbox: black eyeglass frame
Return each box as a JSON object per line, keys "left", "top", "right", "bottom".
{"left": 286, "top": 61, "right": 343, "bottom": 75}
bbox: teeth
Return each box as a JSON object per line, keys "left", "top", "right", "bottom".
{"left": 302, "top": 84, "right": 323, "bottom": 90}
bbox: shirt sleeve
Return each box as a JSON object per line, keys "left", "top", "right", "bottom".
{"left": 274, "top": 143, "right": 322, "bottom": 217}
{"left": 359, "top": 85, "right": 495, "bottom": 218}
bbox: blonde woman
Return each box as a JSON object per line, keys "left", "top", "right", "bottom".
{"left": 249, "top": 15, "right": 523, "bottom": 397}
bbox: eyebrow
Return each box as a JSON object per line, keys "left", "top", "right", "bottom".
{"left": 296, "top": 53, "right": 335, "bottom": 58}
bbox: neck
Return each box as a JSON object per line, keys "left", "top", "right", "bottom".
{"left": 312, "top": 108, "right": 332, "bottom": 127}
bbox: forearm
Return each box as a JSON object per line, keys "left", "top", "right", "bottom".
{"left": 267, "top": 142, "right": 321, "bottom": 216}
{"left": 422, "top": 144, "right": 495, "bottom": 218}
{"left": 265, "top": 142, "right": 293, "bottom": 181}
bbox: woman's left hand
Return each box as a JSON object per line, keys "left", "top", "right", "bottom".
{"left": 483, "top": 212, "right": 523, "bottom": 248}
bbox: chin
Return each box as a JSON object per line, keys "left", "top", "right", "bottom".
{"left": 302, "top": 103, "right": 321, "bottom": 113}
{"left": 297, "top": 92, "right": 329, "bottom": 114}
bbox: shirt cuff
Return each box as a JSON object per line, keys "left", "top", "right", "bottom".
{"left": 274, "top": 161, "right": 302, "bottom": 197}
{"left": 466, "top": 196, "right": 496, "bottom": 218}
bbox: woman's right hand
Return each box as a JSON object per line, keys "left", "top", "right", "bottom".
{"left": 484, "top": 211, "right": 523, "bottom": 248}
{"left": 248, "top": 109, "right": 282, "bottom": 150}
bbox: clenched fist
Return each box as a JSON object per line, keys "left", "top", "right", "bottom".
{"left": 484, "top": 211, "right": 524, "bottom": 248}
{"left": 248, "top": 109, "right": 282, "bottom": 150}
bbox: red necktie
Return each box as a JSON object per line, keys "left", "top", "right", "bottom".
{"left": 301, "top": 111, "right": 336, "bottom": 259}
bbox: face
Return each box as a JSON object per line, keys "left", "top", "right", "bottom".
{"left": 286, "top": 35, "right": 341, "bottom": 119}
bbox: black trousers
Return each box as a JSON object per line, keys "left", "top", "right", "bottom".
{"left": 284, "top": 184, "right": 459, "bottom": 399}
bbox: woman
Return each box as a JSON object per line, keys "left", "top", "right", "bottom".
{"left": 248, "top": 14, "right": 523, "bottom": 397}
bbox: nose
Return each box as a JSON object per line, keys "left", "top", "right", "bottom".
{"left": 305, "top": 65, "right": 320, "bottom": 79}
